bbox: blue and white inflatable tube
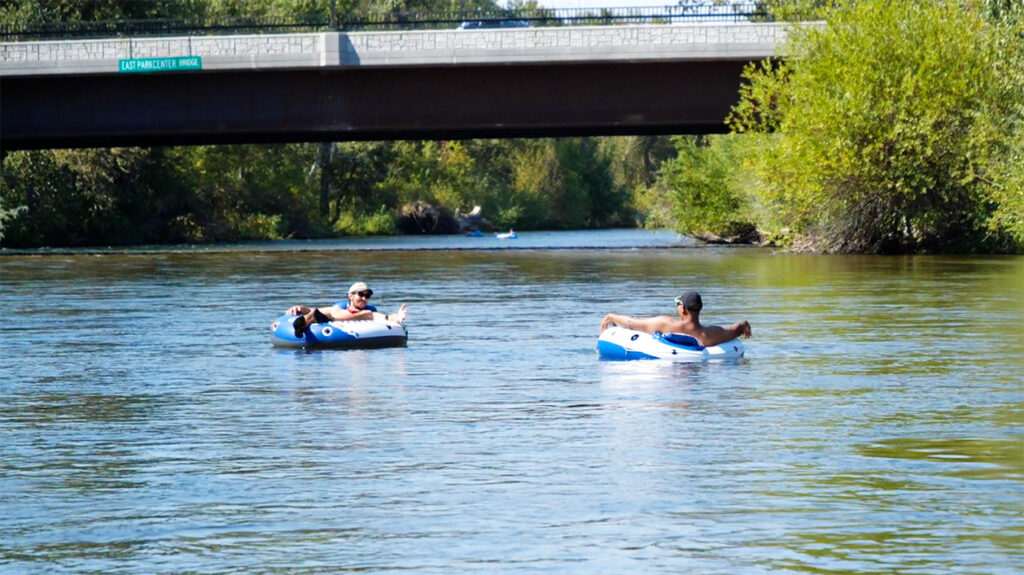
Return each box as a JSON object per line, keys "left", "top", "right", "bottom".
{"left": 597, "top": 326, "right": 744, "bottom": 361}
{"left": 271, "top": 315, "right": 407, "bottom": 350}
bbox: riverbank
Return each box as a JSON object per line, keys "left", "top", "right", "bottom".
{"left": 0, "top": 228, "right": 732, "bottom": 256}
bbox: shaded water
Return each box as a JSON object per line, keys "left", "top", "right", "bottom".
{"left": 2, "top": 230, "right": 1022, "bottom": 573}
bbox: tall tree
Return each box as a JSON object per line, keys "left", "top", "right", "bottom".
{"left": 730, "top": 0, "right": 1024, "bottom": 253}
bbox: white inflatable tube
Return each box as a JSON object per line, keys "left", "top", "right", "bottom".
{"left": 271, "top": 316, "right": 407, "bottom": 349}
{"left": 597, "top": 326, "right": 744, "bottom": 361}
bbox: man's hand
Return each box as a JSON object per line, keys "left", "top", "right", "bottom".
{"left": 392, "top": 304, "right": 408, "bottom": 324}
{"left": 737, "top": 320, "right": 752, "bottom": 339}
{"left": 599, "top": 314, "right": 616, "bottom": 332}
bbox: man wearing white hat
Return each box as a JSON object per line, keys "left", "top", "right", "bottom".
{"left": 286, "top": 281, "right": 408, "bottom": 338}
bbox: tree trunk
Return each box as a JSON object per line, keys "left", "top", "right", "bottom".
{"left": 318, "top": 142, "right": 332, "bottom": 218}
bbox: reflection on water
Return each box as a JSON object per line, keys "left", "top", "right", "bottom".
{"left": 859, "top": 436, "right": 1024, "bottom": 480}
{"left": 1, "top": 230, "right": 1022, "bottom": 573}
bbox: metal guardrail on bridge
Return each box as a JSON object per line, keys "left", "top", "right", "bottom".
{"left": 0, "top": 3, "right": 772, "bottom": 41}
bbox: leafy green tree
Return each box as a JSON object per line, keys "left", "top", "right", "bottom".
{"left": 980, "top": 0, "right": 1024, "bottom": 244}
{"left": 0, "top": 199, "right": 27, "bottom": 245}
{"left": 0, "top": 0, "right": 493, "bottom": 28}
{"left": 600, "top": 136, "right": 672, "bottom": 191}
{"left": 382, "top": 139, "right": 500, "bottom": 220}
{"left": 506, "top": 139, "right": 605, "bottom": 229}
{"left": 383, "top": 141, "right": 443, "bottom": 207}
{"left": 169, "top": 143, "right": 317, "bottom": 241}
{"left": 731, "top": 0, "right": 1024, "bottom": 253}
{"left": 377, "top": 137, "right": 625, "bottom": 231}
{"left": 0, "top": 148, "right": 188, "bottom": 247}
{"left": 324, "top": 141, "right": 396, "bottom": 232}
{"left": 557, "top": 138, "right": 626, "bottom": 228}
{"left": 1, "top": 151, "right": 72, "bottom": 247}
{"left": 457, "top": 138, "right": 520, "bottom": 227}
{"left": 987, "top": 140, "right": 1024, "bottom": 244}
{"left": 755, "top": 0, "right": 836, "bottom": 21}
{"left": 200, "top": 0, "right": 335, "bottom": 20}
{"left": 661, "top": 135, "right": 757, "bottom": 241}
{"left": 600, "top": 136, "right": 675, "bottom": 228}
{"left": 0, "top": 0, "right": 196, "bottom": 27}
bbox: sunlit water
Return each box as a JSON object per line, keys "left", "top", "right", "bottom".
{"left": 2, "top": 230, "right": 1022, "bottom": 574}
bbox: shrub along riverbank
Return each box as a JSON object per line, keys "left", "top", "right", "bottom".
{"left": 722, "top": 0, "right": 1024, "bottom": 253}
{"left": 2, "top": 0, "right": 1022, "bottom": 253}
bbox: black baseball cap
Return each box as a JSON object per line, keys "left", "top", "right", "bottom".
{"left": 674, "top": 291, "right": 703, "bottom": 312}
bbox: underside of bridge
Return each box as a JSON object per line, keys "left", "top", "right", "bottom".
{"left": 1, "top": 59, "right": 748, "bottom": 150}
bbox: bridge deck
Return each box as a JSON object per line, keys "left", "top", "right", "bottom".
{"left": 1, "top": 24, "right": 787, "bottom": 75}
{"left": 0, "top": 24, "right": 791, "bottom": 149}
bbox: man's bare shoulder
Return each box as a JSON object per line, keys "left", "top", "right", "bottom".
{"left": 656, "top": 316, "right": 694, "bottom": 334}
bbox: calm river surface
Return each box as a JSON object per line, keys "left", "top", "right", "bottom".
{"left": 2, "top": 230, "right": 1022, "bottom": 574}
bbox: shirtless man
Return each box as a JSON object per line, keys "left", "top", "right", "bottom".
{"left": 599, "top": 291, "right": 751, "bottom": 347}
{"left": 287, "top": 282, "right": 408, "bottom": 338}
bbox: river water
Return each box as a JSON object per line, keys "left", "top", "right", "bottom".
{"left": 2, "top": 230, "right": 1022, "bottom": 574}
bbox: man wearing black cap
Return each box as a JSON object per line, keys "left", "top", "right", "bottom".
{"left": 599, "top": 291, "right": 751, "bottom": 347}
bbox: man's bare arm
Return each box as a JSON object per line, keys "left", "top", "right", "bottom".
{"left": 601, "top": 314, "right": 678, "bottom": 334}
{"left": 700, "top": 321, "right": 752, "bottom": 346}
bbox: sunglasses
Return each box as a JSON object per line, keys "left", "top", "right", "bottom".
{"left": 352, "top": 290, "right": 373, "bottom": 299}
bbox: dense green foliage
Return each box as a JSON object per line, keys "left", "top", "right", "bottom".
{"left": 0, "top": 138, "right": 653, "bottom": 247}
{"left": 728, "top": 0, "right": 1024, "bottom": 252}
{"left": 0, "top": 200, "right": 26, "bottom": 243}
{"left": 656, "top": 135, "right": 755, "bottom": 242}
{"left": 0, "top": 0, "right": 516, "bottom": 28}
{"left": 754, "top": 0, "right": 836, "bottom": 21}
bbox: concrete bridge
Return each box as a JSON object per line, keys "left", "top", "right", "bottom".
{"left": 0, "top": 23, "right": 791, "bottom": 150}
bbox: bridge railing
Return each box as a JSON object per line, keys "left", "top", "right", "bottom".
{"left": 0, "top": 3, "right": 771, "bottom": 41}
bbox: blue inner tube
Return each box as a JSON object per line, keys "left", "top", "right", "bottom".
{"left": 271, "top": 315, "right": 407, "bottom": 350}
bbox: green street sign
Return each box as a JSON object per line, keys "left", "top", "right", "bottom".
{"left": 118, "top": 56, "right": 202, "bottom": 74}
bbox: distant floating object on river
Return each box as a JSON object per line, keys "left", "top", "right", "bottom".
{"left": 457, "top": 205, "right": 494, "bottom": 235}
